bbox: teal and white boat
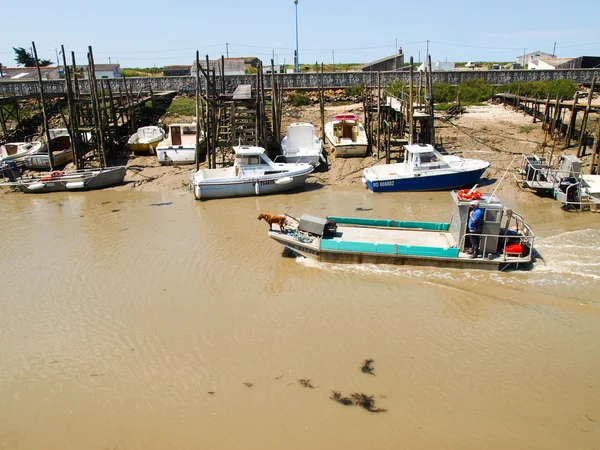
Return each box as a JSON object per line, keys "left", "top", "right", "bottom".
{"left": 267, "top": 191, "right": 536, "bottom": 271}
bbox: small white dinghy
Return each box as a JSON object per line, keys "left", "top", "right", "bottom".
{"left": 127, "top": 126, "right": 165, "bottom": 153}
{"left": 324, "top": 113, "right": 368, "bottom": 157}
{"left": 281, "top": 122, "right": 325, "bottom": 167}
{"left": 156, "top": 123, "right": 205, "bottom": 165}
{"left": 190, "top": 145, "right": 314, "bottom": 200}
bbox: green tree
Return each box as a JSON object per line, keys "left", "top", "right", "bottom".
{"left": 13, "top": 47, "right": 52, "bottom": 67}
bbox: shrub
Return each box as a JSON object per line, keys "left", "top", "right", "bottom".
{"left": 289, "top": 93, "right": 310, "bottom": 106}
{"left": 432, "top": 82, "right": 456, "bottom": 103}
{"left": 344, "top": 83, "right": 364, "bottom": 96}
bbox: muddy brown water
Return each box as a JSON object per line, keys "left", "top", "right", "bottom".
{"left": 1, "top": 187, "right": 599, "bottom": 449}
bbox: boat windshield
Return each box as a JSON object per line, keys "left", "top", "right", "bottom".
{"left": 240, "top": 155, "right": 268, "bottom": 166}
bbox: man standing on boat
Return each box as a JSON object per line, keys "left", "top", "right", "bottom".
{"left": 466, "top": 200, "right": 483, "bottom": 258}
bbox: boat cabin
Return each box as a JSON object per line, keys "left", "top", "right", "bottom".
{"left": 331, "top": 113, "right": 363, "bottom": 144}
{"left": 449, "top": 191, "right": 533, "bottom": 255}
{"left": 167, "top": 123, "right": 197, "bottom": 146}
{"left": 403, "top": 143, "right": 449, "bottom": 173}
{"left": 232, "top": 146, "right": 281, "bottom": 176}
{"left": 286, "top": 123, "right": 317, "bottom": 150}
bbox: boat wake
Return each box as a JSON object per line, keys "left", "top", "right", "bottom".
{"left": 295, "top": 229, "right": 600, "bottom": 303}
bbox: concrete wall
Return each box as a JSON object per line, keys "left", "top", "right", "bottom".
{"left": 2, "top": 69, "right": 599, "bottom": 97}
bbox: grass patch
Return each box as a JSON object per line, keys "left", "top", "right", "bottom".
{"left": 165, "top": 98, "right": 196, "bottom": 117}
{"left": 121, "top": 67, "right": 163, "bottom": 77}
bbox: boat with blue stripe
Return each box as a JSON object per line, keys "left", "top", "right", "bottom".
{"left": 362, "top": 143, "right": 490, "bottom": 192}
{"left": 267, "top": 191, "right": 535, "bottom": 271}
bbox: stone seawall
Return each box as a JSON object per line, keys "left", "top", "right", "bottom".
{"left": 1, "top": 69, "right": 598, "bottom": 97}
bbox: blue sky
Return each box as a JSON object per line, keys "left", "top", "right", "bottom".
{"left": 1, "top": 0, "right": 599, "bottom": 68}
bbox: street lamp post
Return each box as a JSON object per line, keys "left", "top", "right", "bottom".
{"left": 294, "top": 0, "right": 299, "bottom": 73}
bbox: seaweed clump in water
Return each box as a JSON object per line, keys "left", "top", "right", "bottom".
{"left": 360, "top": 358, "right": 375, "bottom": 375}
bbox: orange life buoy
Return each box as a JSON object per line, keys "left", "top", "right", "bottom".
{"left": 457, "top": 189, "right": 482, "bottom": 201}
{"left": 40, "top": 170, "right": 62, "bottom": 182}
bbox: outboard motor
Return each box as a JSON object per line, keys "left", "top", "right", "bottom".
{"left": 558, "top": 177, "right": 579, "bottom": 203}
{"left": 0, "top": 161, "right": 21, "bottom": 182}
{"left": 299, "top": 214, "right": 337, "bottom": 237}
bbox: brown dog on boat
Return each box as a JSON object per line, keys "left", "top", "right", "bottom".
{"left": 258, "top": 213, "right": 286, "bottom": 233}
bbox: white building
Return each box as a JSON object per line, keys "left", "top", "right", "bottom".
{"left": 516, "top": 51, "right": 555, "bottom": 68}
{"left": 529, "top": 58, "right": 578, "bottom": 70}
{"left": 77, "top": 64, "right": 122, "bottom": 79}
{"left": 191, "top": 58, "right": 246, "bottom": 76}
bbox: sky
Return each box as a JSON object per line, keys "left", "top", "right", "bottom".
{"left": 1, "top": 0, "right": 599, "bottom": 68}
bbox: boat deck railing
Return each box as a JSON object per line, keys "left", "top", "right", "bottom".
{"left": 458, "top": 211, "right": 536, "bottom": 262}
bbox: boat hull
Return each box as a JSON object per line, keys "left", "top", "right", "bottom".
{"left": 193, "top": 172, "right": 312, "bottom": 200}
{"left": 365, "top": 167, "right": 488, "bottom": 192}
{"left": 268, "top": 232, "right": 530, "bottom": 271}
{"left": 156, "top": 146, "right": 201, "bottom": 165}
{"left": 128, "top": 140, "right": 161, "bottom": 153}
{"left": 24, "top": 150, "right": 73, "bottom": 170}
{"left": 18, "top": 167, "right": 127, "bottom": 193}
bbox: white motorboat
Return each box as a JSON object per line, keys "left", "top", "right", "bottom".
{"left": 0, "top": 141, "right": 42, "bottom": 163}
{"left": 190, "top": 145, "right": 314, "bottom": 200}
{"left": 324, "top": 113, "right": 368, "bottom": 157}
{"left": 23, "top": 129, "right": 74, "bottom": 169}
{"left": 127, "top": 126, "right": 165, "bottom": 153}
{"left": 156, "top": 123, "right": 204, "bottom": 165}
{"left": 281, "top": 122, "right": 325, "bottom": 166}
{"left": 362, "top": 143, "right": 490, "bottom": 192}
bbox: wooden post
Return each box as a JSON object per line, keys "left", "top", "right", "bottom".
{"left": 61, "top": 45, "right": 79, "bottom": 169}
{"left": 409, "top": 56, "right": 414, "bottom": 145}
{"left": 211, "top": 68, "right": 217, "bottom": 168}
{"left": 320, "top": 63, "right": 325, "bottom": 142}
{"left": 376, "top": 71, "right": 381, "bottom": 158}
{"left": 565, "top": 92, "right": 579, "bottom": 147}
{"left": 550, "top": 94, "right": 561, "bottom": 137}
{"left": 428, "top": 55, "right": 435, "bottom": 145}
{"left": 221, "top": 55, "right": 225, "bottom": 95}
{"left": 204, "top": 55, "right": 212, "bottom": 168}
{"left": 418, "top": 71, "right": 422, "bottom": 106}
{"left": 71, "top": 51, "right": 80, "bottom": 98}
{"left": 590, "top": 126, "right": 600, "bottom": 175}
{"left": 271, "top": 59, "right": 277, "bottom": 147}
{"left": 456, "top": 90, "right": 461, "bottom": 110}
{"left": 32, "top": 41, "right": 55, "bottom": 171}
{"left": 577, "top": 76, "right": 596, "bottom": 158}
{"left": 255, "top": 64, "right": 260, "bottom": 146}
{"left": 195, "top": 51, "right": 201, "bottom": 171}
{"left": 88, "top": 46, "right": 107, "bottom": 168}
{"left": 106, "top": 80, "right": 119, "bottom": 145}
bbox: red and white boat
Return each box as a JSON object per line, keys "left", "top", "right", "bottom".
{"left": 324, "top": 113, "right": 368, "bottom": 157}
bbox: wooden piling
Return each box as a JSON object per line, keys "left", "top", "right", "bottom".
{"left": 577, "top": 76, "right": 596, "bottom": 158}
{"left": 376, "top": 71, "right": 381, "bottom": 158}
{"left": 590, "top": 126, "right": 600, "bottom": 175}
{"left": 195, "top": 51, "right": 201, "bottom": 170}
{"left": 61, "top": 45, "right": 80, "bottom": 169}
{"left": 428, "top": 55, "right": 435, "bottom": 145}
{"left": 320, "top": 63, "right": 325, "bottom": 142}
{"left": 409, "top": 57, "right": 414, "bottom": 145}
{"left": 88, "top": 46, "right": 107, "bottom": 168}
{"left": 32, "top": 41, "right": 55, "bottom": 171}
{"left": 565, "top": 92, "right": 579, "bottom": 147}
{"left": 542, "top": 94, "right": 550, "bottom": 129}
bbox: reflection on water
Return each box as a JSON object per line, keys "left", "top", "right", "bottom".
{"left": 1, "top": 187, "right": 599, "bottom": 450}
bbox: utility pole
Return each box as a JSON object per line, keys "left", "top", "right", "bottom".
{"left": 523, "top": 48, "right": 526, "bottom": 67}
{"left": 294, "top": 0, "right": 299, "bottom": 73}
{"left": 553, "top": 41, "right": 556, "bottom": 56}
{"left": 395, "top": 38, "right": 398, "bottom": 53}
{"left": 226, "top": 42, "right": 229, "bottom": 58}
{"left": 332, "top": 50, "right": 335, "bottom": 68}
